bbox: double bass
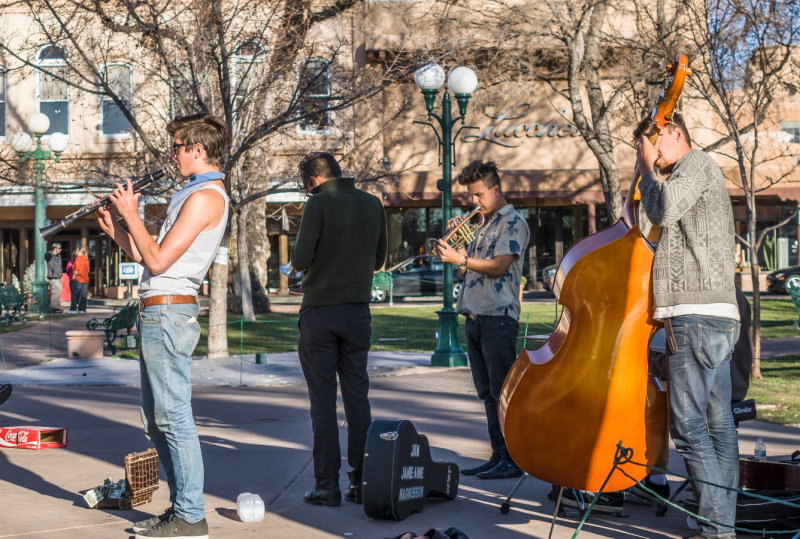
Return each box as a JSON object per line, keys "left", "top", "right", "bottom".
{"left": 498, "top": 55, "right": 691, "bottom": 492}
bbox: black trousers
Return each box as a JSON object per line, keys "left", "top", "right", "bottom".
{"left": 464, "top": 315, "right": 519, "bottom": 460}
{"left": 298, "top": 303, "right": 372, "bottom": 489}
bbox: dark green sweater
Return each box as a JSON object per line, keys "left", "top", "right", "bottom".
{"left": 291, "top": 177, "right": 387, "bottom": 307}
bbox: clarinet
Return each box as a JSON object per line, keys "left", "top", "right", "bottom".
{"left": 39, "top": 169, "right": 167, "bottom": 241}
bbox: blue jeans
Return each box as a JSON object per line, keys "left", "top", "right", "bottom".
{"left": 69, "top": 281, "right": 87, "bottom": 312}
{"left": 138, "top": 303, "right": 204, "bottom": 523}
{"left": 668, "top": 315, "right": 740, "bottom": 538}
{"left": 464, "top": 315, "right": 519, "bottom": 461}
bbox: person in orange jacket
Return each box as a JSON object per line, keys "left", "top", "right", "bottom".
{"left": 68, "top": 248, "right": 90, "bottom": 313}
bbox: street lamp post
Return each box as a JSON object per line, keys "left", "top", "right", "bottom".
{"left": 414, "top": 63, "right": 479, "bottom": 367}
{"left": 10, "top": 113, "right": 69, "bottom": 315}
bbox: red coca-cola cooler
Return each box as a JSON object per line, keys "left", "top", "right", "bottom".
{"left": 0, "top": 426, "right": 68, "bottom": 449}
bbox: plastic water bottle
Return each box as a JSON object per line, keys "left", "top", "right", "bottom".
{"left": 236, "top": 492, "right": 265, "bottom": 522}
{"left": 279, "top": 263, "right": 303, "bottom": 280}
{"left": 753, "top": 437, "right": 767, "bottom": 461}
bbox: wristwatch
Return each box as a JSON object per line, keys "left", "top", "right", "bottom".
{"left": 458, "top": 255, "right": 468, "bottom": 272}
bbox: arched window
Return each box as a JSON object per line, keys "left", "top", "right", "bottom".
{"left": 37, "top": 45, "right": 69, "bottom": 135}
{"left": 232, "top": 40, "right": 265, "bottom": 121}
{"left": 297, "top": 58, "right": 331, "bottom": 134}
{"left": 0, "top": 67, "right": 6, "bottom": 138}
{"left": 101, "top": 63, "right": 133, "bottom": 136}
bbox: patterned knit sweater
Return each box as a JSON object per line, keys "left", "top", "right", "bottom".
{"left": 639, "top": 150, "right": 737, "bottom": 309}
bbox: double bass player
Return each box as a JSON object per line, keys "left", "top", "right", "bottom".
{"left": 636, "top": 113, "right": 740, "bottom": 539}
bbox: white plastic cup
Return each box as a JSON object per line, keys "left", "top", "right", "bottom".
{"left": 236, "top": 492, "right": 265, "bottom": 522}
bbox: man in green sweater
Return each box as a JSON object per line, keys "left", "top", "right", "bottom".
{"left": 291, "top": 152, "right": 387, "bottom": 507}
{"left": 637, "top": 114, "right": 740, "bottom": 539}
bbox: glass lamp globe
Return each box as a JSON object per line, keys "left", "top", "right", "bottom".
{"left": 447, "top": 67, "right": 478, "bottom": 95}
{"left": 48, "top": 132, "right": 69, "bottom": 153}
{"left": 11, "top": 132, "right": 33, "bottom": 153}
{"left": 414, "top": 63, "right": 446, "bottom": 91}
{"left": 29, "top": 113, "right": 51, "bottom": 135}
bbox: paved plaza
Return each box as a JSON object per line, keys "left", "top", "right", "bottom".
{"left": 0, "top": 301, "right": 798, "bottom": 539}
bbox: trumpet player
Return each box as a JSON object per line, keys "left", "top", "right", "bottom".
{"left": 433, "top": 160, "right": 530, "bottom": 480}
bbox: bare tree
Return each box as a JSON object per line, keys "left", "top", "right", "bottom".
{"left": 1, "top": 0, "right": 405, "bottom": 357}
{"left": 679, "top": 0, "right": 800, "bottom": 378}
{"left": 422, "top": 0, "right": 685, "bottom": 221}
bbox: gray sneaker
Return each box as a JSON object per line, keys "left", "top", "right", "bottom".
{"left": 135, "top": 513, "right": 208, "bottom": 539}
{"left": 133, "top": 507, "right": 174, "bottom": 533}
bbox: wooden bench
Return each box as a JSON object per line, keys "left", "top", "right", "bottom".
{"left": 86, "top": 301, "right": 139, "bottom": 354}
{"left": 0, "top": 285, "right": 38, "bottom": 325}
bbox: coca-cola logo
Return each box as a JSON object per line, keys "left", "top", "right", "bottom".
{"left": 3, "top": 430, "right": 30, "bottom": 443}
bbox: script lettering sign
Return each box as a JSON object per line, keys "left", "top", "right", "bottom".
{"left": 462, "top": 102, "right": 582, "bottom": 147}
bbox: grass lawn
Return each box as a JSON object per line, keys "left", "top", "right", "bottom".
{"left": 194, "top": 297, "right": 799, "bottom": 356}
{"left": 194, "top": 302, "right": 561, "bottom": 356}
{"left": 756, "top": 298, "right": 800, "bottom": 338}
{"left": 746, "top": 354, "right": 800, "bottom": 427}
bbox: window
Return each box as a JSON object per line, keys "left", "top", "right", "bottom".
{"left": 297, "top": 58, "right": 331, "bottom": 134}
{"left": 37, "top": 45, "right": 69, "bottom": 135}
{"left": 232, "top": 40, "right": 264, "bottom": 124}
{"left": 169, "top": 62, "right": 207, "bottom": 119}
{"left": 101, "top": 63, "right": 133, "bottom": 136}
{"left": 779, "top": 121, "right": 800, "bottom": 144}
{"left": 0, "top": 67, "right": 5, "bottom": 137}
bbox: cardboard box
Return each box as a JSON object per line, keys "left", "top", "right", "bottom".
{"left": 0, "top": 426, "right": 68, "bottom": 449}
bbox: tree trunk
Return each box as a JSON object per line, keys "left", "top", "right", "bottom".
{"left": 236, "top": 207, "right": 256, "bottom": 321}
{"left": 748, "top": 204, "right": 763, "bottom": 379}
{"left": 207, "top": 240, "right": 230, "bottom": 359}
{"left": 247, "top": 198, "right": 272, "bottom": 312}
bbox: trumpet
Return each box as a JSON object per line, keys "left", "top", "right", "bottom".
{"left": 39, "top": 169, "right": 167, "bottom": 241}
{"left": 426, "top": 207, "right": 486, "bottom": 253}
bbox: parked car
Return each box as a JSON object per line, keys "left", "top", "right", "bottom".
{"left": 766, "top": 265, "right": 800, "bottom": 294}
{"left": 371, "top": 255, "right": 464, "bottom": 303}
{"left": 539, "top": 264, "right": 558, "bottom": 291}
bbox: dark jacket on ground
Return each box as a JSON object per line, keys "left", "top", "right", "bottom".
{"left": 291, "top": 177, "right": 387, "bottom": 307}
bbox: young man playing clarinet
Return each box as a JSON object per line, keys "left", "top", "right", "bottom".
{"left": 96, "top": 113, "right": 229, "bottom": 539}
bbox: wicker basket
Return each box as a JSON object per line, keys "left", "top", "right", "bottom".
{"left": 119, "top": 448, "right": 159, "bottom": 509}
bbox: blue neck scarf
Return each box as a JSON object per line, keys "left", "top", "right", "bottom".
{"left": 186, "top": 171, "right": 225, "bottom": 187}
{"left": 171, "top": 171, "right": 225, "bottom": 208}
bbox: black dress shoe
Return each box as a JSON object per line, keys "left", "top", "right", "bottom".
{"left": 461, "top": 456, "right": 500, "bottom": 475}
{"left": 304, "top": 486, "right": 341, "bottom": 506}
{"left": 344, "top": 472, "right": 362, "bottom": 504}
{"left": 476, "top": 460, "right": 524, "bottom": 480}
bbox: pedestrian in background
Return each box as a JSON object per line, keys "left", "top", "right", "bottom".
{"left": 68, "top": 248, "right": 90, "bottom": 313}
{"left": 45, "top": 242, "right": 63, "bottom": 313}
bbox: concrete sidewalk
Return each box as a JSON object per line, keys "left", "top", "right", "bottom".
{"left": 0, "top": 304, "right": 117, "bottom": 371}
{"left": 1, "top": 367, "right": 799, "bottom": 539}
{"left": 1, "top": 307, "right": 799, "bottom": 538}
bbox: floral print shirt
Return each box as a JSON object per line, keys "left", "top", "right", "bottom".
{"left": 456, "top": 203, "right": 530, "bottom": 320}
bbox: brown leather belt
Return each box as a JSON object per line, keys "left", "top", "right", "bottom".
{"left": 140, "top": 295, "right": 197, "bottom": 309}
